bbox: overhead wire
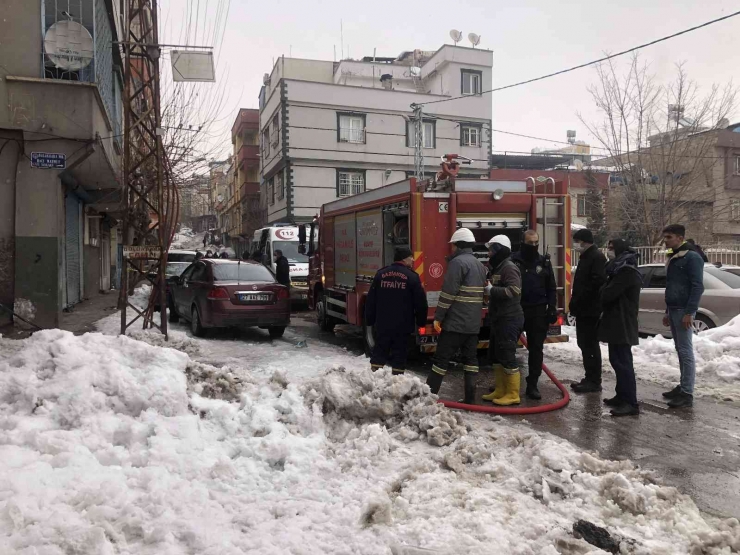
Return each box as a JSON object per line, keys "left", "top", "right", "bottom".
{"left": 418, "top": 9, "right": 740, "bottom": 107}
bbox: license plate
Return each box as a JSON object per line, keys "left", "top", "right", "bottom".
{"left": 300, "top": 294, "right": 307, "bottom": 299}
{"left": 238, "top": 293, "right": 271, "bottom": 302}
{"left": 417, "top": 335, "right": 438, "bottom": 345}
{"left": 547, "top": 325, "right": 562, "bottom": 336}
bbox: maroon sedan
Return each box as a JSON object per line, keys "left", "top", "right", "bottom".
{"left": 168, "top": 259, "right": 290, "bottom": 338}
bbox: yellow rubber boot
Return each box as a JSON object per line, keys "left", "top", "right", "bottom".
{"left": 482, "top": 365, "right": 505, "bottom": 402}
{"left": 493, "top": 370, "right": 521, "bottom": 406}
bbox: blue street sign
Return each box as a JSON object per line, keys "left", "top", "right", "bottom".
{"left": 31, "top": 152, "right": 66, "bottom": 169}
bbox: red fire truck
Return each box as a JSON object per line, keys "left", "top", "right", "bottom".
{"left": 302, "top": 163, "right": 571, "bottom": 355}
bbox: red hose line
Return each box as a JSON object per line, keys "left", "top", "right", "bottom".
{"left": 438, "top": 334, "right": 571, "bottom": 414}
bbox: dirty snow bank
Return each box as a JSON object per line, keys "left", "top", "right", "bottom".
{"left": 547, "top": 324, "right": 740, "bottom": 401}
{"left": 1, "top": 331, "right": 738, "bottom": 554}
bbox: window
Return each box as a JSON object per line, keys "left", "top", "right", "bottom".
{"left": 576, "top": 194, "right": 587, "bottom": 217}
{"left": 461, "top": 125, "right": 481, "bottom": 147}
{"left": 734, "top": 156, "right": 740, "bottom": 175}
{"left": 276, "top": 171, "right": 285, "bottom": 201}
{"left": 338, "top": 113, "right": 366, "bottom": 144}
{"left": 85, "top": 215, "right": 100, "bottom": 247}
{"left": 337, "top": 171, "right": 365, "bottom": 197}
{"left": 731, "top": 200, "right": 740, "bottom": 221}
{"left": 646, "top": 266, "right": 667, "bottom": 289}
{"left": 191, "top": 263, "right": 208, "bottom": 282}
{"left": 271, "top": 114, "right": 279, "bottom": 147}
{"left": 262, "top": 129, "right": 270, "bottom": 157}
{"left": 268, "top": 178, "right": 275, "bottom": 205}
{"left": 461, "top": 70, "right": 482, "bottom": 95}
{"left": 406, "top": 120, "right": 436, "bottom": 149}
{"left": 213, "top": 263, "right": 275, "bottom": 282}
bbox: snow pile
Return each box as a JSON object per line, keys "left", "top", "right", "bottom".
{"left": 1, "top": 331, "right": 739, "bottom": 554}
{"left": 547, "top": 324, "right": 740, "bottom": 401}
{"left": 303, "top": 366, "right": 467, "bottom": 446}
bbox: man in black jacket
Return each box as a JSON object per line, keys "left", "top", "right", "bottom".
{"left": 570, "top": 228, "right": 607, "bottom": 393}
{"left": 511, "top": 230, "right": 558, "bottom": 400}
{"left": 274, "top": 250, "right": 291, "bottom": 288}
{"left": 599, "top": 239, "right": 642, "bottom": 416}
{"left": 365, "top": 247, "right": 428, "bottom": 375}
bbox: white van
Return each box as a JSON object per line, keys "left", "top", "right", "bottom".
{"left": 250, "top": 226, "right": 310, "bottom": 300}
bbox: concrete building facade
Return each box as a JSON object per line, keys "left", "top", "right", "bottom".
{"left": 0, "top": 0, "right": 123, "bottom": 327}
{"left": 258, "top": 46, "right": 493, "bottom": 224}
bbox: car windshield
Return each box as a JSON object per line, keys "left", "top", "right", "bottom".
{"left": 168, "top": 252, "right": 196, "bottom": 263}
{"left": 704, "top": 266, "right": 740, "bottom": 289}
{"left": 212, "top": 263, "right": 276, "bottom": 282}
{"left": 274, "top": 241, "right": 308, "bottom": 263}
{"left": 165, "top": 262, "right": 190, "bottom": 277}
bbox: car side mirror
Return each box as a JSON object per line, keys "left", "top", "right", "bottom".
{"left": 298, "top": 224, "right": 307, "bottom": 244}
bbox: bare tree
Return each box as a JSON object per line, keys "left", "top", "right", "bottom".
{"left": 580, "top": 55, "right": 736, "bottom": 245}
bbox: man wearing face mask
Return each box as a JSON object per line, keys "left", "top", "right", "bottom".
{"left": 511, "top": 230, "right": 557, "bottom": 400}
{"left": 570, "top": 228, "right": 607, "bottom": 393}
{"left": 480, "top": 235, "right": 525, "bottom": 406}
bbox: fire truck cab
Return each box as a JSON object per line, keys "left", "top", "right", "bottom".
{"left": 303, "top": 175, "right": 571, "bottom": 354}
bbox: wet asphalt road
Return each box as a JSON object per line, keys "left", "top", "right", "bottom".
{"left": 287, "top": 311, "right": 740, "bottom": 520}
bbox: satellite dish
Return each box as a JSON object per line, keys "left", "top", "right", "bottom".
{"left": 44, "top": 20, "right": 94, "bottom": 71}
{"left": 263, "top": 73, "right": 271, "bottom": 85}
{"left": 468, "top": 33, "right": 481, "bottom": 48}
{"left": 409, "top": 66, "right": 421, "bottom": 77}
{"left": 574, "top": 159, "right": 584, "bottom": 171}
{"left": 217, "top": 194, "right": 224, "bottom": 203}
{"left": 449, "top": 29, "right": 463, "bottom": 45}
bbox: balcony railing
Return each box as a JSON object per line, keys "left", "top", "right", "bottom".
{"left": 240, "top": 182, "right": 259, "bottom": 198}
{"left": 339, "top": 127, "right": 366, "bottom": 144}
{"left": 238, "top": 144, "right": 260, "bottom": 169}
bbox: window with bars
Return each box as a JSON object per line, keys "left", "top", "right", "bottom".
{"left": 576, "top": 194, "right": 587, "bottom": 217}
{"left": 337, "top": 171, "right": 365, "bottom": 197}
{"left": 276, "top": 171, "right": 285, "bottom": 200}
{"left": 731, "top": 200, "right": 740, "bottom": 221}
{"left": 461, "top": 70, "right": 482, "bottom": 95}
{"left": 262, "top": 129, "right": 271, "bottom": 157}
{"left": 734, "top": 156, "right": 740, "bottom": 176}
{"left": 338, "top": 113, "right": 366, "bottom": 143}
{"left": 271, "top": 114, "right": 279, "bottom": 147}
{"left": 461, "top": 125, "right": 481, "bottom": 147}
{"left": 406, "top": 120, "right": 435, "bottom": 149}
{"left": 268, "top": 178, "right": 275, "bottom": 205}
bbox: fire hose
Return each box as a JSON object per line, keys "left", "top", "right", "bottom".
{"left": 437, "top": 334, "right": 570, "bottom": 414}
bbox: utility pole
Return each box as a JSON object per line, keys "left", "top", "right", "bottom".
{"left": 118, "top": 0, "right": 170, "bottom": 339}
{"left": 411, "top": 103, "right": 424, "bottom": 182}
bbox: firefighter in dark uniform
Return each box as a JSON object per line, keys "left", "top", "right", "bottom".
{"left": 365, "top": 247, "right": 428, "bottom": 375}
{"left": 481, "top": 235, "right": 525, "bottom": 406}
{"left": 425, "top": 228, "right": 488, "bottom": 404}
{"left": 510, "top": 230, "right": 558, "bottom": 400}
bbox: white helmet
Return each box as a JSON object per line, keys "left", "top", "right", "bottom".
{"left": 449, "top": 228, "right": 476, "bottom": 244}
{"left": 486, "top": 234, "right": 511, "bottom": 250}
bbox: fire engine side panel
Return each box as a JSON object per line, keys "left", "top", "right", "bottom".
{"left": 356, "top": 209, "right": 383, "bottom": 279}
{"left": 418, "top": 194, "right": 453, "bottom": 311}
{"left": 455, "top": 192, "right": 533, "bottom": 214}
{"left": 334, "top": 214, "right": 357, "bottom": 288}
{"left": 323, "top": 216, "right": 335, "bottom": 288}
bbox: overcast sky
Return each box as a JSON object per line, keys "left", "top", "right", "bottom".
{"left": 159, "top": 0, "right": 739, "bottom": 159}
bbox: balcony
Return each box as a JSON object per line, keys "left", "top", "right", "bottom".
{"left": 238, "top": 144, "right": 260, "bottom": 169}
{"left": 231, "top": 109, "right": 260, "bottom": 143}
{"left": 240, "top": 182, "right": 260, "bottom": 198}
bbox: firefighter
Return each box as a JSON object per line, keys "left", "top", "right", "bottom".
{"left": 365, "top": 247, "right": 428, "bottom": 375}
{"left": 510, "top": 230, "right": 558, "bottom": 400}
{"left": 481, "top": 235, "right": 525, "bottom": 406}
{"left": 425, "top": 228, "right": 488, "bottom": 404}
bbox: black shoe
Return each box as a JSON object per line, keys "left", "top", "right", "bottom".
{"left": 570, "top": 378, "right": 588, "bottom": 391}
{"left": 610, "top": 403, "right": 640, "bottom": 417}
{"left": 572, "top": 381, "right": 602, "bottom": 393}
{"left": 667, "top": 392, "right": 693, "bottom": 408}
{"left": 426, "top": 371, "right": 445, "bottom": 395}
{"left": 662, "top": 385, "right": 682, "bottom": 399}
{"left": 459, "top": 372, "right": 477, "bottom": 404}
{"left": 603, "top": 395, "right": 622, "bottom": 407}
{"left": 526, "top": 384, "right": 541, "bottom": 400}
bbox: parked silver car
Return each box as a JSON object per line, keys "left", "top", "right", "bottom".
{"left": 638, "top": 264, "right": 740, "bottom": 335}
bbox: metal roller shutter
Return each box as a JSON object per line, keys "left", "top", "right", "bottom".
{"left": 65, "top": 193, "right": 82, "bottom": 307}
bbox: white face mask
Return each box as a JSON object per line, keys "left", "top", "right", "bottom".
{"left": 573, "top": 243, "right": 585, "bottom": 253}
{"left": 607, "top": 249, "right": 616, "bottom": 260}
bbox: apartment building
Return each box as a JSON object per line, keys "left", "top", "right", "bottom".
{"left": 0, "top": 0, "right": 124, "bottom": 327}
{"left": 258, "top": 45, "right": 493, "bottom": 224}
{"left": 232, "top": 109, "right": 261, "bottom": 249}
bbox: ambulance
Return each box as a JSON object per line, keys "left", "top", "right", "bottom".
{"left": 249, "top": 225, "right": 311, "bottom": 301}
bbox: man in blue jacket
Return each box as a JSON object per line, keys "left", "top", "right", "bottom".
{"left": 661, "top": 224, "right": 705, "bottom": 408}
{"left": 365, "top": 247, "right": 428, "bottom": 375}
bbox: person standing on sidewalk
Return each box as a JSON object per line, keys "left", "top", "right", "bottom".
{"left": 365, "top": 247, "right": 428, "bottom": 375}
{"left": 661, "top": 224, "right": 705, "bottom": 408}
{"left": 480, "top": 235, "right": 525, "bottom": 406}
{"left": 425, "top": 228, "right": 488, "bottom": 404}
{"left": 599, "top": 239, "right": 642, "bottom": 417}
{"left": 510, "top": 230, "right": 558, "bottom": 400}
{"left": 274, "top": 249, "right": 291, "bottom": 288}
{"left": 570, "top": 228, "right": 607, "bottom": 393}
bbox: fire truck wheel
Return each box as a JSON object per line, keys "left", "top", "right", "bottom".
{"left": 317, "top": 291, "right": 336, "bottom": 333}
